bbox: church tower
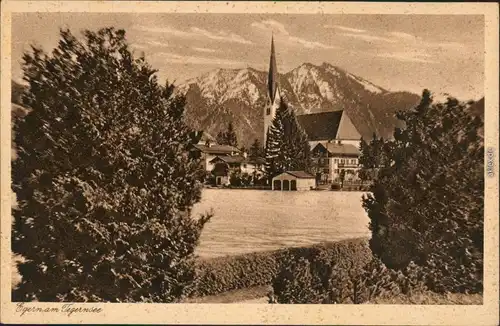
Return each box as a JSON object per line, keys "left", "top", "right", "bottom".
{"left": 263, "top": 35, "right": 281, "bottom": 146}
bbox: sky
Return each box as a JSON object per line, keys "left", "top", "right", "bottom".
{"left": 12, "top": 13, "right": 484, "bottom": 100}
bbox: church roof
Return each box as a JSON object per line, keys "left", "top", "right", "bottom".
{"left": 296, "top": 110, "right": 344, "bottom": 141}
{"left": 313, "top": 142, "right": 360, "bottom": 157}
{"left": 267, "top": 35, "right": 279, "bottom": 102}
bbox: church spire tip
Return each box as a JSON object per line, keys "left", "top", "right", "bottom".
{"left": 268, "top": 33, "right": 278, "bottom": 102}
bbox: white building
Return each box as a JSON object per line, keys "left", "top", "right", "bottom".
{"left": 272, "top": 171, "right": 316, "bottom": 191}
{"left": 311, "top": 141, "right": 360, "bottom": 183}
{"left": 189, "top": 142, "right": 241, "bottom": 172}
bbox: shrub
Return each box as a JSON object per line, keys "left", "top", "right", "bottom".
{"left": 193, "top": 238, "right": 371, "bottom": 298}
{"left": 229, "top": 171, "right": 242, "bottom": 187}
{"left": 12, "top": 27, "right": 211, "bottom": 302}
{"left": 331, "top": 184, "right": 341, "bottom": 191}
{"left": 270, "top": 256, "right": 428, "bottom": 304}
{"left": 194, "top": 251, "right": 279, "bottom": 297}
{"left": 241, "top": 172, "right": 253, "bottom": 187}
{"left": 361, "top": 90, "right": 484, "bottom": 293}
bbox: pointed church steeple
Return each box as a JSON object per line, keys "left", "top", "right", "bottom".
{"left": 267, "top": 34, "right": 279, "bottom": 102}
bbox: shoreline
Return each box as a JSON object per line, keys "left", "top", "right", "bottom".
{"left": 203, "top": 185, "right": 370, "bottom": 192}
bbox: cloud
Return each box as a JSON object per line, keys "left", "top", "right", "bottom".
{"left": 132, "top": 24, "right": 252, "bottom": 45}
{"left": 430, "top": 41, "right": 465, "bottom": 50}
{"left": 133, "top": 25, "right": 192, "bottom": 38}
{"left": 324, "top": 25, "right": 367, "bottom": 33}
{"left": 146, "top": 40, "right": 170, "bottom": 48}
{"left": 130, "top": 43, "right": 147, "bottom": 50}
{"left": 251, "top": 20, "right": 289, "bottom": 35}
{"left": 339, "top": 32, "right": 396, "bottom": 43}
{"left": 288, "top": 36, "right": 336, "bottom": 49}
{"left": 190, "top": 27, "right": 252, "bottom": 45}
{"left": 376, "top": 51, "right": 438, "bottom": 63}
{"left": 388, "top": 31, "right": 464, "bottom": 50}
{"left": 251, "top": 19, "right": 337, "bottom": 50}
{"left": 153, "top": 52, "right": 245, "bottom": 66}
{"left": 388, "top": 31, "right": 417, "bottom": 40}
{"left": 192, "top": 47, "right": 217, "bottom": 53}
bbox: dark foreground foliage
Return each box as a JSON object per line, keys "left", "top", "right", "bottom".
{"left": 193, "top": 238, "right": 372, "bottom": 297}
{"left": 361, "top": 90, "right": 484, "bottom": 293}
{"left": 12, "top": 27, "right": 210, "bottom": 302}
{"left": 269, "top": 255, "right": 427, "bottom": 304}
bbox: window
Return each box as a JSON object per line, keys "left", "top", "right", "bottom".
{"left": 340, "top": 159, "right": 345, "bottom": 164}
{"left": 351, "top": 159, "right": 356, "bottom": 164}
{"left": 243, "top": 164, "right": 247, "bottom": 168}
{"left": 266, "top": 107, "right": 271, "bottom": 115}
{"left": 334, "top": 159, "right": 338, "bottom": 163}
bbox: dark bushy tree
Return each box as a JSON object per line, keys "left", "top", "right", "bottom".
{"left": 249, "top": 138, "right": 264, "bottom": 158}
{"left": 12, "top": 27, "right": 211, "bottom": 302}
{"left": 264, "top": 100, "right": 311, "bottom": 178}
{"left": 216, "top": 122, "right": 238, "bottom": 147}
{"left": 362, "top": 90, "right": 484, "bottom": 293}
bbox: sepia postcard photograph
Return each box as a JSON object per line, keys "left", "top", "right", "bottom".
{"left": 1, "top": 1, "right": 498, "bottom": 325}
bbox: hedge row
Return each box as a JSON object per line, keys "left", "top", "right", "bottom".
{"left": 269, "top": 256, "right": 428, "bottom": 304}
{"left": 192, "top": 238, "right": 372, "bottom": 297}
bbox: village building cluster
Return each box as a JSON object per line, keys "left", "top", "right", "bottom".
{"left": 190, "top": 36, "right": 363, "bottom": 190}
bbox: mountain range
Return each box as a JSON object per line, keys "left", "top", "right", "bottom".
{"left": 176, "top": 62, "right": 422, "bottom": 147}
{"left": 12, "top": 62, "right": 484, "bottom": 149}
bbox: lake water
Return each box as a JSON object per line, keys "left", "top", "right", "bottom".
{"left": 192, "top": 189, "right": 371, "bottom": 258}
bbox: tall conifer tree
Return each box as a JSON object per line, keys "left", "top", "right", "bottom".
{"left": 216, "top": 122, "right": 238, "bottom": 147}
{"left": 264, "top": 100, "right": 311, "bottom": 178}
{"left": 12, "top": 27, "right": 211, "bottom": 302}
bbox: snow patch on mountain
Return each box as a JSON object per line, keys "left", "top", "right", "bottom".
{"left": 347, "top": 73, "right": 385, "bottom": 94}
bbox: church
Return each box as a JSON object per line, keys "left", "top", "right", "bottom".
{"left": 263, "top": 36, "right": 362, "bottom": 184}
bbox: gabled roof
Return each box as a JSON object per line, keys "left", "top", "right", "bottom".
{"left": 191, "top": 144, "right": 240, "bottom": 155}
{"left": 285, "top": 171, "right": 315, "bottom": 179}
{"left": 210, "top": 155, "right": 266, "bottom": 165}
{"left": 210, "top": 155, "right": 246, "bottom": 164}
{"left": 296, "top": 110, "right": 343, "bottom": 141}
{"left": 313, "top": 142, "right": 360, "bottom": 156}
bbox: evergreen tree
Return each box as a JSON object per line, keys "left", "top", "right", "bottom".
{"left": 12, "top": 27, "right": 211, "bottom": 302}
{"left": 339, "top": 169, "right": 346, "bottom": 188}
{"left": 216, "top": 122, "right": 238, "bottom": 147}
{"left": 249, "top": 138, "right": 264, "bottom": 158}
{"left": 359, "top": 133, "right": 387, "bottom": 181}
{"left": 216, "top": 130, "right": 225, "bottom": 145}
{"left": 362, "top": 89, "right": 484, "bottom": 293}
{"left": 264, "top": 100, "right": 311, "bottom": 178}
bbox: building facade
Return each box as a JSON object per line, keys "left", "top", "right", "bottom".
{"left": 296, "top": 110, "right": 362, "bottom": 183}
{"left": 311, "top": 141, "right": 360, "bottom": 183}
{"left": 189, "top": 142, "right": 241, "bottom": 172}
{"left": 272, "top": 171, "right": 316, "bottom": 191}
